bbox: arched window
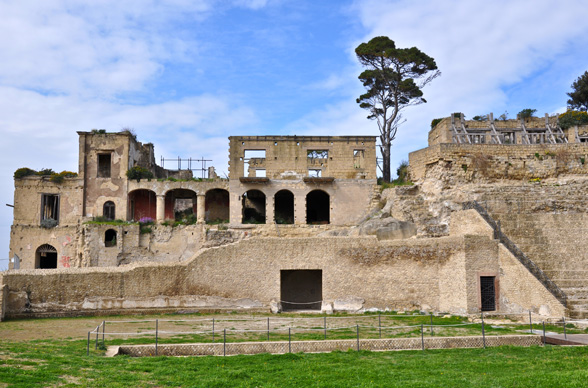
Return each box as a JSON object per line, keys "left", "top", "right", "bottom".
{"left": 306, "top": 190, "right": 330, "bottom": 224}
{"left": 242, "top": 190, "right": 266, "bottom": 224}
{"left": 103, "top": 201, "right": 115, "bottom": 220}
{"left": 274, "top": 190, "right": 294, "bottom": 224}
{"left": 105, "top": 229, "right": 117, "bottom": 247}
{"left": 35, "top": 244, "right": 57, "bottom": 269}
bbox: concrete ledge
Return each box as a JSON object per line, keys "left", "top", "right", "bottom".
{"left": 114, "top": 335, "right": 542, "bottom": 357}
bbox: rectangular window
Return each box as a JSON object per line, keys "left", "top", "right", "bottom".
{"left": 244, "top": 150, "right": 266, "bottom": 177}
{"left": 98, "top": 153, "right": 112, "bottom": 178}
{"left": 255, "top": 169, "right": 266, "bottom": 177}
{"left": 308, "top": 169, "right": 322, "bottom": 177}
{"left": 41, "top": 194, "right": 59, "bottom": 227}
{"left": 353, "top": 149, "right": 365, "bottom": 168}
{"left": 307, "top": 150, "right": 328, "bottom": 159}
{"left": 480, "top": 276, "right": 496, "bottom": 311}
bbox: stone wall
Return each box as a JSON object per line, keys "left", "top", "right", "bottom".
{"left": 409, "top": 143, "right": 588, "bottom": 182}
{"left": 228, "top": 136, "right": 377, "bottom": 180}
{"left": 0, "top": 227, "right": 565, "bottom": 318}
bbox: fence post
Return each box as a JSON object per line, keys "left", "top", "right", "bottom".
{"left": 430, "top": 312, "right": 434, "bottom": 335}
{"left": 95, "top": 324, "right": 99, "bottom": 350}
{"left": 288, "top": 328, "right": 291, "bottom": 353}
{"left": 102, "top": 321, "right": 105, "bottom": 347}
{"left": 421, "top": 324, "right": 424, "bottom": 351}
{"left": 378, "top": 312, "right": 381, "bottom": 339}
{"left": 356, "top": 325, "right": 360, "bottom": 352}
{"left": 212, "top": 318, "right": 215, "bottom": 343}
{"left": 223, "top": 329, "right": 226, "bottom": 356}
{"left": 87, "top": 332, "right": 90, "bottom": 356}
{"left": 267, "top": 317, "right": 270, "bottom": 341}
{"left": 563, "top": 316, "right": 567, "bottom": 340}
{"left": 542, "top": 321, "right": 546, "bottom": 346}
{"left": 155, "top": 319, "right": 158, "bottom": 356}
{"left": 481, "top": 312, "right": 486, "bottom": 349}
{"left": 324, "top": 316, "right": 327, "bottom": 340}
{"left": 529, "top": 310, "right": 533, "bottom": 333}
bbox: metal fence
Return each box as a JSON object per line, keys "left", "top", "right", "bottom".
{"left": 87, "top": 311, "right": 585, "bottom": 356}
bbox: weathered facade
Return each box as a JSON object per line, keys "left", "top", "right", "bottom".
{"left": 3, "top": 114, "right": 586, "bottom": 321}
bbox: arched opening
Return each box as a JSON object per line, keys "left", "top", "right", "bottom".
{"left": 274, "top": 190, "right": 294, "bottom": 224}
{"left": 105, "top": 229, "right": 117, "bottom": 247}
{"left": 35, "top": 244, "right": 57, "bottom": 269}
{"left": 242, "top": 189, "right": 266, "bottom": 224}
{"left": 103, "top": 201, "right": 115, "bottom": 220}
{"left": 128, "top": 189, "right": 156, "bottom": 221}
{"left": 306, "top": 190, "right": 330, "bottom": 224}
{"left": 205, "top": 189, "right": 229, "bottom": 223}
{"left": 165, "top": 189, "right": 197, "bottom": 221}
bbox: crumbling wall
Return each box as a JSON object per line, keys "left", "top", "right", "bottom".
{"left": 409, "top": 143, "right": 588, "bottom": 182}
{"left": 228, "top": 136, "right": 377, "bottom": 180}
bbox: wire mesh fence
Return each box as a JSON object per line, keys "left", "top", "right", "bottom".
{"left": 87, "top": 311, "right": 588, "bottom": 356}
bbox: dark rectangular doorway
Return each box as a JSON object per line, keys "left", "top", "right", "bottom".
{"left": 281, "top": 270, "right": 322, "bottom": 311}
{"left": 480, "top": 276, "right": 496, "bottom": 311}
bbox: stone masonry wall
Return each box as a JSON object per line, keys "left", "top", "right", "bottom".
{"left": 409, "top": 143, "right": 588, "bottom": 182}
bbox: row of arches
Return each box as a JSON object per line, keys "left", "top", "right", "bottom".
{"left": 101, "top": 188, "right": 329, "bottom": 224}
{"left": 125, "top": 188, "right": 229, "bottom": 223}
{"left": 242, "top": 189, "right": 329, "bottom": 225}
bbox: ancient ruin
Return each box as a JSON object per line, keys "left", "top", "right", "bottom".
{"left": 1, "top": 112, "right": 587, "bottom": 320}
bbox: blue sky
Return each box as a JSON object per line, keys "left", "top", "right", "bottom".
{"left": 2, "top": 0, "right": 588, "bottom": 269}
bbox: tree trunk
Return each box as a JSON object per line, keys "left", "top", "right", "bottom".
{"left": 381, "top": 144, "right": 391, "bottom": 182}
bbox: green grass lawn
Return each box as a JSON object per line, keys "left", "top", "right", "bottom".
{"left": 1, "top": 339, "right": 588, "bottom": 387}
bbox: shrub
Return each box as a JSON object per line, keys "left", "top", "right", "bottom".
{"left": 37, "top": 168, "right": 55, "bottom": 176}
{"left": 126, "top": 166, "right": 154, "bottom": 181}
{"left": 49, "top": 171, "right": 78, "bottom": 184}
{"left": 518, "top": 108, "right": 537, "bottom": 120}
{"left": 14, "top": 167, "right": 37, "bottom": 179}
{"left": 430, "top": 118, "right": 443, "bottom": 129}
{"left": 138, "top": 217, "right": 154, "bottom": 225}
{"left": 558, "top": 110, "right": 588, "bottom": 129}
{"left": 472, "top": 115, "right": 488, "bottom": 121}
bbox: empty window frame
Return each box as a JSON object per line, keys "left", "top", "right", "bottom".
{"left": 307, "top": 150, "right": 328, "bottom": 159}
{"left": 480, "top": 276, "right": 497, "bottom": 311}
{"left": 105, "top": 229, "right": 117, "bottom": 247}
{"left": 353, "top": 149, "right": 365, "bottom": 169}
{"left": 255, "top": 169, "right": 266, "bottom": 177}
{"left": 40, "top": 194, "right": 59, "bottom": 227}
{"left": 243, "top": 150, "right": 266, "bottom": 177}
{"left": 308, "top": 169, "right": 322, "bottom": 177}
{"left": 98, "top": 153, "right": 112, "bottom": 178}
{"left": 103, "top": 201, "right": 115, "bottom": 220}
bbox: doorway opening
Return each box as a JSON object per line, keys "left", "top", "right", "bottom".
{"left": 280, "top": 270, "right": 322, "bottom": 311}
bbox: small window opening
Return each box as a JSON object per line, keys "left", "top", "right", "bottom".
{"left": 40, "top": 194, "right": 59, "bottom": 228}
{"left": 105, "top": 229, "right": 117, "bottom": 247}
{"left": 281, "top": 270, "right": 322, "bottom": 311}
{"left": 308, "top": 169, "right": 322, "bottom": 177}
{"left": 103, "top": 201, "right": 115, "bottom": 220}
{"left": 274, "top": 142, "right": 278, "bottom": 146}
{"left": 35, "top": 244, "right": 57, "bottom": 269}
{"left": 255, "top": 169, "right": 266, "bottom": 177}
{"left": 480, "top": 276, "right": 496, "bottom": 311}
{"left": 98, "top": 153, "right": 112, "bottom": 178}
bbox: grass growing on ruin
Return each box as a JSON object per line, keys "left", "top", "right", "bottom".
{"left": 1, "top": 338, "right": 588, "bottom": 387}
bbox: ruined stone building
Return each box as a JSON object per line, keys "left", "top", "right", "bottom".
{"left": 1, "top": 113, "right": 588, "bottom": 320}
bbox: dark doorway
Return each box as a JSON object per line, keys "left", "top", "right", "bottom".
{"left": 105, "top": 229, "right": 117, "bottom": 247}
{"left": 35, "top": 244, "right": 57, "bottom": 269}
{"left": 480, "top": 276, "right": 496, "bottom": 311}
{"left": 274, "top": 190, "right": 294, "bottom": 224}
{"left": 280, "top": 270, "right": 322, "bottom": 310}
{"left": 205, "top": 189, "right": 230, "bottom": 223}
{"left": 242, "top": 190, "right": 266, "bottom": 224}
{"left": 306, "top": 190, "right": 329, "bottom": 224}
{"left": 128, "top": 190, "right": 156, "bottom": 221}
